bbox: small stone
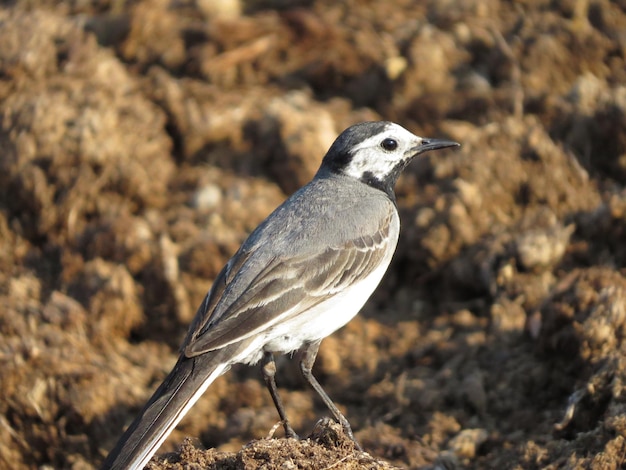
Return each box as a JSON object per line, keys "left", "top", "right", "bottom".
{"left": 447, "top": 428, "right": 488, "bottom": 459}
{"left": 193, "top": 184, "right": 223, "bottom": 210}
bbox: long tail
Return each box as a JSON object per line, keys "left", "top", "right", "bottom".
{"left": 101, "top": 353, "right": 229, "bottom": 470}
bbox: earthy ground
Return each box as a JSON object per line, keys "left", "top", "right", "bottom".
{"left": 1, "top": 0, "right": 626, "bottom": 469}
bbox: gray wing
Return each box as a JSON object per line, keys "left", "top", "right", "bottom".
{"left": 183, "top": 207, "right": 395, "bottom": 357}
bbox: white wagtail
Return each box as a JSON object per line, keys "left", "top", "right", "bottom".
{"left": 102, "top": 121, "right": 459, "bottom": 469}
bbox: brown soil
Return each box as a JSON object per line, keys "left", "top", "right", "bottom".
{"left": 1, "top": 0, "right": 626, "bottom": 469}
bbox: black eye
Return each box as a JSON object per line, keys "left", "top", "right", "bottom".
{"left": 381, "top": 138, "right": 398, "bottom": 151}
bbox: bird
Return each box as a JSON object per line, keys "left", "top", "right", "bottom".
{"left": 102, "top": 121, "right": 459, "bottom": 469}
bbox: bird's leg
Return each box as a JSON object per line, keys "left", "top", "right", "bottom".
{"left": 261, "top": 352, "right": 298, "bottom": 439}
{"left": 300, "top": 340, "right": 363, "bottom": 451}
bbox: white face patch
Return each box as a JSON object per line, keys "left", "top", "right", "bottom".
{"left": 341, "top": 123, "right": 425, "bottom": 182}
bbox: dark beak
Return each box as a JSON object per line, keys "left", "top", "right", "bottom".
{"left": 413, "top": 138, "right": 460, "bottom": 154}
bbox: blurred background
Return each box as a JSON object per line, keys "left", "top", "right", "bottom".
{"left": 1, "top": 0, "right": 625, "bottom": 468}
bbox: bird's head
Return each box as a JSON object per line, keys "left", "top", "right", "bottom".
{"left": 319, "top": 121, "right": 459, "bottom": 196}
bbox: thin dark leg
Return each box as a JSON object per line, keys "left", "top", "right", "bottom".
{"left": 261, "top": 351, "right": 298, "bottom": 439}
{"left": 300, "top": 340, "right": 362, "bottom": 451}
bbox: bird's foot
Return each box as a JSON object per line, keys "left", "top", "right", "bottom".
{"left": 311, "top": 417, "right": 363, "bottom": 451}
{"left": 283, "top": 420, "right": 299, "bottom": 439}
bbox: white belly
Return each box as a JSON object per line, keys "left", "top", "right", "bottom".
{"left": 259, "top": 243, "right": 397, "bottom": 356}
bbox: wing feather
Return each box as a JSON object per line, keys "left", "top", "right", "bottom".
{"left": 184, "top": 208, "right": 396, "bottom": 357}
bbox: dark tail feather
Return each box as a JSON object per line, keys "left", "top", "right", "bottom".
{"left": 101, "top": 353, "right": 228, "bottom": 470}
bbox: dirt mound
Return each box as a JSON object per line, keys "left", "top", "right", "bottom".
{"left": 1, "top": 0, "right": 625, "bottom": 469}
